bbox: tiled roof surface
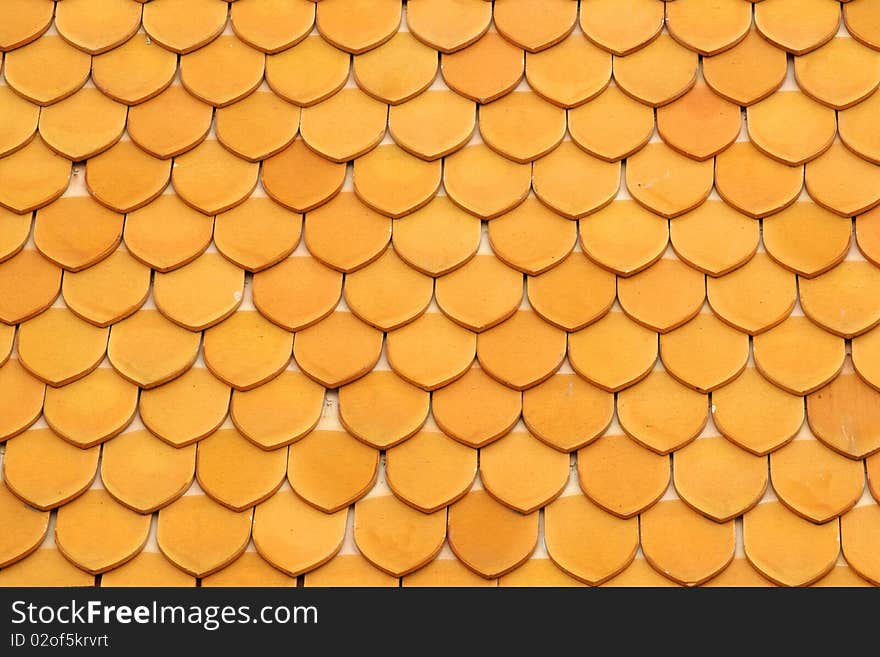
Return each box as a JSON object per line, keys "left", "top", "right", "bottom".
{"left": 0, "top": 0, "right": 879, "bottom": 588}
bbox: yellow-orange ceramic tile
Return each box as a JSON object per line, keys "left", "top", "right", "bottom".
{"left": 577, "top": 433, "right": 668, "bottom": 517}
{"left": 0, "top": 359, "right": 44, "bottom": 441}
{"left": 265, "top": 35, "right": 350, "bottom": 107}
{"left": 568, "top": 85, "right": 655, "bottom": 162}
{"left": 613, "top": 34, "right": 698, "bottom": 107}
{"left": 196, "top": 428, "right": 287, "bottom": 510}
{"left": 477, "top": 310, "right": 567, "bottom": 390}
{"left": 180, "top": 36, "right": 265, "bottom": 108}
{"left": 202, "top": 551, "right": 296, "bottom": 588}
{"left": 54, "top": 488, "right": 149, "bottom": 575}
{"left": 748, "top": 91, "right": 836, "bottom": 166}
{"left": 3, "top": 35, "right": 90, "bottom": 106}
{"left": 85, "top": 141, "right": 171, "bottom": 214}
{"left": 17, "top": 307, "right": 108, "bottom": 386}
{"left": 755, "top": 0, "right": 840, "bottom": 55}
{"left": 839, "top": 89, "right": 880, "bottom": 165}
{"left": 0, "top": 249, "right": 60, "bottom": 325}
{"left": 762, "top": 202, "right": 852, "bottom": 277}
{"left": 448, "top": 488, "right": 538, "bottom": 578}
{"left": 304, "top": 193, "right": 391, "bottom": 272}
{"left": 389, "top": 91, "right": 475, "bottom": 161}
{"left": 354, "top": 495, "right": 446, "bottom": 577}
{"left": 172, "top": 140, "right": 259, "bottom": 215}
{"left": 617, "top": 257, "right": 706, "bottom": 333}
{"left": 805, "top": 141, "right": 880, "bottom": 217}
{"left": 292, "top": 311, "right": 383, "bottom": 388}
{"left": 252, "top": 256, "right": 342, "bottom": 331}
{"left": 617, "top": 368, "right": 708, "bottom": 454}
{"left": 845, "top": 0, "right": 880, "bottom": 50}
{"left": 0, "top": 549, "right": 94, "bottom": 587}
{"left": 444, "top": 144, "right": 531, "bottom": 218}
{"left": 808, "top": 364, "right": 880, "bottom": 458}
{"left": 660, "top": 312, "right": 749, "bottom": 393}
{"left": 0, "top": 86, "right": 38, "bottom": 158}
{"left": 771, "top": 436, "right": 865, "bottom": 523}
{"left": 386, "top": 312, "right": 476, "bottom": 390}
{"left": 841, "top": 505, "right": 880, "bottom": 585}
{"left": 157, "top": 495, "right": 253, "bottom": 578}
{"left": 795, "top": 37, "right": 880, "bottom": 109}
{"left": 37, "top": 88, "right": 126, "bottom": 162}
{"left": 656, "top": 82, "right": 740, "bottom": 161}
{"left": 479, "top": 91, "right": 566, "bottom": 164}
{"left": 0, "top": 206, "right": 30, "bottom": 263}
{"left": 288, "top": 430, "right": 378, "bottom": 513}
{"left": 214, "top": 198, "right": 301, "bottom": 273}
{"left": 43, "top": 367, "right": 138, "bottom": 448}
{"left": 252, "top": 489, "right": 346, "bottom": 576}
{"left": 480, "top": 430, "right": 569, "bottom": 513}
{"left": 488, "top": 197, "right": 575, "bottom": 275}
{"left": 435, "top": 254, "right": 522, "bottom": 332}
{"left": 215, "top": 91, "right": 300, "bottom": 162}
{"left": 100, "top": 307, "right": 182, "bottom": 378}
{"left": 2, "top": 428, "right": 98, "bottom": 509}
{"left": 61, "top": 250, "right": 150, "bottom": 327}
{"left": 392, "top": 196, "right": 481, "bottom": 275}
{"left": 858, "top": 206, "right": 880, "bottom": 266}
{"left": 580, "top": 0, "right": 664, "bottom": 56}
{"left": 344, "top": 249, "right": 433, "bottom": 330}
{"left": 870, "top": 454, "right": 880, "bottom": 502}
{"left": 713, "top": 141, "right": 804, "bottom": 218}
{"left": 91, "top": 33, "right": 177, "bottom": 105}
{"left": 0, "top": 0, "right": 53, "bottom": 51}
{"left": 0, "top": 481, "right": 48, "bottom": 568}
{"left": 579, "top": 201, "right": 668, "bottom": 276}
{"left": 702, "top": 559, "right": 776, "bottom": 587}
{"left": 525, "top": 31, "right": 610, "bottom": 108}
{"left": 706, "top": 252, "right": 797, "bottom": 335}
{"left": 142, "top": 0, "right": 226, "bottom": 54}
{"left": 493, "top": 0, "right": 576, "bottom": 52}
{"left": 626, "top": 142, "right": 713, "bottom": 217}
{"left": 203, "top": 311, "right": 293, "bottom": 391}
{"left": 386, "top": 430, "right": 476, "bottom": 512}
{"left": 0, "top": 325, "right": 11, "bottom": 364}
{"left": 753, "top": 315, "right": 845, "bottom": 395}
{"left": 353, "top": 144, "right": 441, "bottom": 218}
{"left": 230, "top": 0, "right": 315, "bottom": 54}
{"left": 440, "top": 30, "right": 524, "bottom": 103}
{"left": 669, "top": 201, "right": 758, "bottom": 276}
{"left": 854, "top": 325, "right": 880, "bottom": 390}
{"left": 641, "top": 499, "right": 735, "bottom": 586}
{"left": 527, "top": 252, "right": 615, "bottom": 331}
{"left": 665, "top": 0, "right": 752, "bottom": 56}
{"left": 127, "top": 85, "right": 212, "bottom": 160}
{"left": 600, "top": 557, "right": 681, "bottom": 587}
{"left": 674, "top": 436, "right": 768, "bottom": 522}
{"left": 303, "top": 554, "right": 399, "bottom": 587}
{"left": 712, "top": 366, "right": 804, "bottom": 455}
{"left": 316, "top": 0, "right": 400, "bottom": 54}
{"left": 0, "top": 137, "right": 70, "bottom": 214}
{"left": 812, "top": 563, "right": 875, "bottom": 587}
{"left": 338, "top": 370, "right": 429, "bottom": 449}
{"left": 744, "top": 500, "right": 839, "bottom": 586}
{"left": 231, "top": 371, "right": 324, "bottom": 449}
{"left": 261, "top": 139, "right": 345, "bottom": 213}
{"left": 153, "top": 252, "right": 244, "bottom": 331}
{"left": 123, "top": 195, "right": 213, "bottom": 272}
{"left": 544, "top": 493, "right": 638, "bottom": 584}
{"left": 431, "top": 366, "right": 522, "bottom": 448}
{"left": 407, "top": 0, "right": 491, "bottom": 53}
{"left": 404, "top": 556, "right": 497, "bottom": 587}
{"left": 101, "top": 430, "right": 195, "bottom": 513}
{"left": 532, "top": 142, "right": 619, "bottom": 219}
{"left": 702, "top": 26, "right": 787, "bottom": 105}
{"left": 353, "top": 31, "right": 437, "bottom": 105}
{"left": 138, "top": 368, "right": 230, "bottom": 447}
{"left": 301, "top": 88, "right": 388, "bottom": 162}
{"left": 800, "top": 261, "right": 880, "bottom": 337}
{"left": 568, "top": 310, "right": 657, "bottom": 392}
